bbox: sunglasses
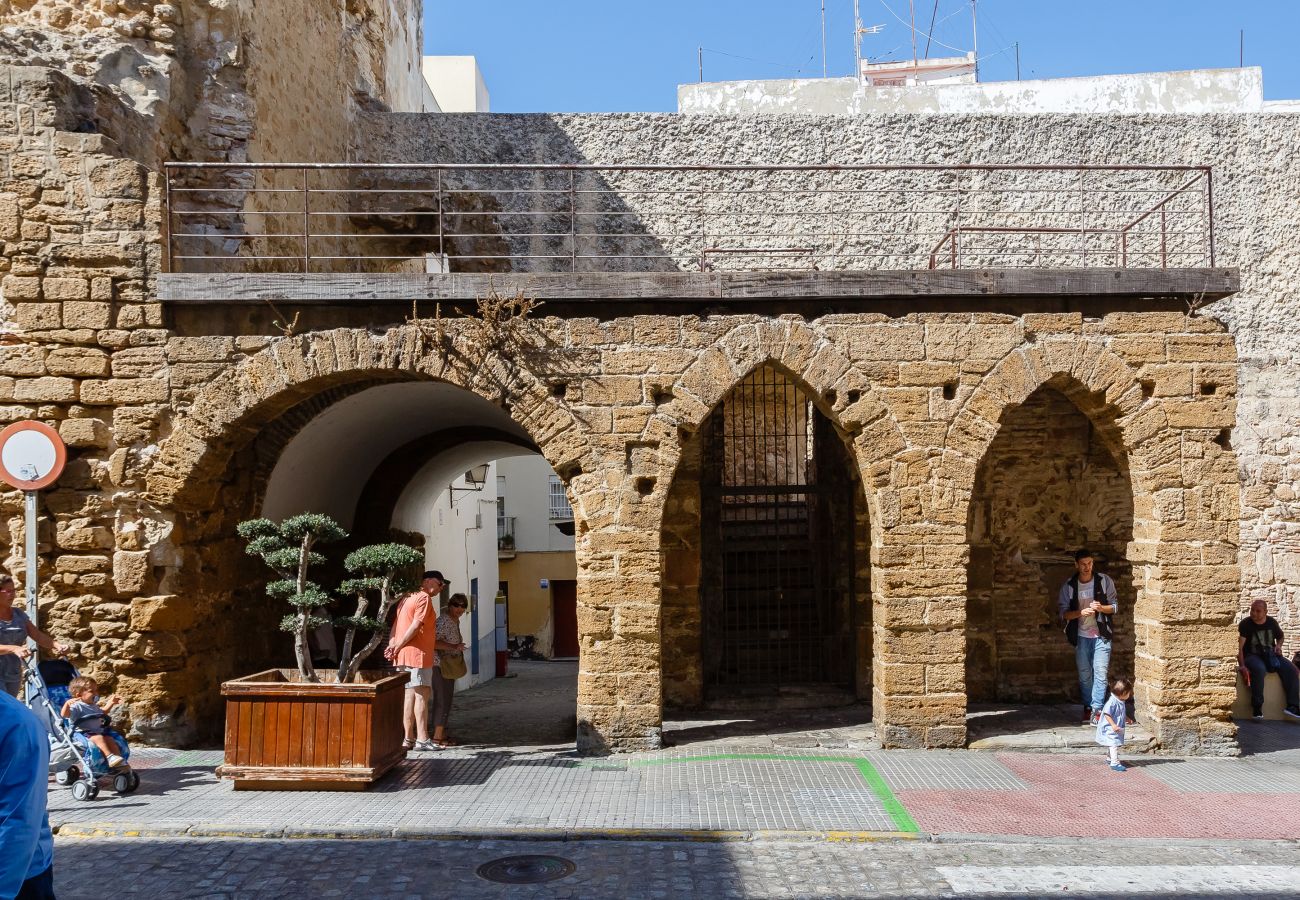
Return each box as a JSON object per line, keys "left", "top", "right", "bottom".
{"left": 450, "top": 603, "right": 468, "bottom": 610}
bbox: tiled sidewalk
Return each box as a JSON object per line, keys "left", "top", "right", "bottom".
{"left": 49, "top": 722, "right": 1300, "bottom": 842}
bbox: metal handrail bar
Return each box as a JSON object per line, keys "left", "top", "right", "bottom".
{"left": 164, "top": 161, "right": 1214, "bottom": 172}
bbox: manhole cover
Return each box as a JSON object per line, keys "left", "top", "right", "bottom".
{"left": 476, "top": 855, "right": 576, "bottom": 885}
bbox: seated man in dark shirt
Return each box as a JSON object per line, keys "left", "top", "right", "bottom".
{"left": 1238, "top": 599, "right": 1300, "bottom": 721}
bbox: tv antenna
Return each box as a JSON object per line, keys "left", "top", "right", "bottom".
{"left": 852, "top": 0, "right": 885, "bottom": 73}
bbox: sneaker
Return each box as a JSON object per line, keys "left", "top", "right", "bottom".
{"left": 412, "top": 739, "right": 441, "bottom": 752}
{"left": 1109, "top": 762, "right": 1127, "bottom": 773}
{"left": 1090, "top": 712, "right": 1101, "bottom": 726}
{"left": 1283, "top": 707, "right": 1300, "bottom": 721}
{"left": 106, "top": 754, "right": 126, "bottom": 768}
{"left": 1080, "top": 706, "right": 1092, "bottom": 725}
{"left": 1252, "top": 708, "right": 1264, "bottom": 720}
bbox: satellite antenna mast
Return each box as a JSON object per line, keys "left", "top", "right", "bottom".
{"left": 909, "top": 0, "right": 919, "bottom": 69}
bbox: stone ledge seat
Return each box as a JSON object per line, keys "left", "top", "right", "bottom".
{"left": 1231, "top": 670, "right": 1298, "bottom": 721}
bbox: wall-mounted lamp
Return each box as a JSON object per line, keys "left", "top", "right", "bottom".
{"left": 450, "top": 463, "right": 491, "bottom": 503}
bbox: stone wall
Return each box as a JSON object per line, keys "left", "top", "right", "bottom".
{"left": 1, "top": 75, "right": 1290, "bottom": 753}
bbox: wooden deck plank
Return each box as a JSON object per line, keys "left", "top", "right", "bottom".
{"left": 158, "top": 268, "right": 1238, "bottom": 305}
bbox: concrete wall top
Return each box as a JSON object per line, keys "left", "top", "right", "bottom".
{"left": 678, "top": 67, "right": 1267, "bottom": 115}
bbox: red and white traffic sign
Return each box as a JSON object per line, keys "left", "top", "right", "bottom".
{"left": 0, "top": 420, "right": 67, "bottom": 490}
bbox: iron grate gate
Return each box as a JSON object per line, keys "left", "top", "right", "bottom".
{"left": 701, "top": 366, "right": 856, "bottom": 695}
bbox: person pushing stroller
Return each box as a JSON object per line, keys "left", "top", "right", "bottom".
{"left": 60, "top": 676, "right": 127, "bottom": 769}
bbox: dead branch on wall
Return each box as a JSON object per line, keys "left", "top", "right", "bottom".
{"left": 407, "top": 289, "right": 545, "bottom": 401}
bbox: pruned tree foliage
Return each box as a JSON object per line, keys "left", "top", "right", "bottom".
{"left": 336, "top": 543, "right": 425, "bottom": 683}
{"left": 237, "top": 513, "right": 346, "bottom": 682}
{"left": 239, "top": 515, "right": 428, "bottom": 684}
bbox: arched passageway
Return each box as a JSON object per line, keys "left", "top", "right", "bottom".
{"left": 160, "top": 374, "right": 583, "bottom": 745}
{"left": 662, "top": 364, "right": 871, "bottom": 721}
{"left": 966, "top": 384, "right": 1135, "bottom": 713}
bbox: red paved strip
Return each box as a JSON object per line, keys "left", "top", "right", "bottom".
{"left": 896, "top": 754, "right": 1300, "bottom": 839}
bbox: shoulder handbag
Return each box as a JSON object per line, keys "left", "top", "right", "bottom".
{"left": 440, "top": 651, "right": 467, "bottom": 680}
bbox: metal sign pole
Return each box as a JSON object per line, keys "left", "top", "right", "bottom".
{"left": 25, "top": 489, "right": 38, "bottom": 639}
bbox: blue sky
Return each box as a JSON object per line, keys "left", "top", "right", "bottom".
{"left": 425, "top": 1, "right": 1300, "bottom": 112}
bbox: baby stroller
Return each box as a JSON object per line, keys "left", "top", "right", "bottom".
{"left": 21, "top": 655, "right": 139, "bottom": 801}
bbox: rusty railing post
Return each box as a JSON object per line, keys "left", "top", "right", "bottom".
{"left": 953, "top": 170, "right": 962, "bottom": 269}
{"left": 161, "top": 165, "right": 172, "bottom": 273}
{"left": 1204, "top": 167, "right": 1215, "bottom": 267}
{"left": 302, "top": 167, "right": 310, "bottom": 274}
{"left": 1160, "top": 205, "right": 1168, "bottom": 269}
{"left": 436, "top": 167, "right": 444, "bottom": 269}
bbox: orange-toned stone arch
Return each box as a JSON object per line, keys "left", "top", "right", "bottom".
{"left": 936, "top": 336, "right": 1240, "bottom": 753}
{"left": 143, "top": 325, "right": 625, "bottom": 747}
{"left": 654, "top": 319, "right": 907, "bottom": 720}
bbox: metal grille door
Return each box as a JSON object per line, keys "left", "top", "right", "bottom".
{"left": 701, "top": 366, "right": 856, "bottom": 694}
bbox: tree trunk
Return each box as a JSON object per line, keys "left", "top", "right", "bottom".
{"left": 296, "top": 533, "right": 318, "bottom": 682}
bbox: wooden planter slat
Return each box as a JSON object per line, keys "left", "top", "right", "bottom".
{"left": 218, "top": 669, "right": 408, "bottom": 791}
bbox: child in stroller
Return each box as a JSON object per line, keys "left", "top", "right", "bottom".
{"left": 60, "top": 676, "right": 126, "bottom": 768}
{"left": 27, "top": 657, "right": 139, "bottom": 800}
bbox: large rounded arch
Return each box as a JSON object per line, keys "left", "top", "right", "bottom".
{"left": 139, "top": 326, "right": 603, "bottom": 742}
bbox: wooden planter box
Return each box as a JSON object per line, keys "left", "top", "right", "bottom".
{"left": 217, "top": 668, "right": 409, "bottom": 791}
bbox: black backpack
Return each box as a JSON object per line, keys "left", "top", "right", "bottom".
{"left": 1064, "top": 573, "right": 1114, "bottom": 646}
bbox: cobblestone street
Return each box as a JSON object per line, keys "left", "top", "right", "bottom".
{"left": 50, "top": 836, "right": 1300, "bottom": 899}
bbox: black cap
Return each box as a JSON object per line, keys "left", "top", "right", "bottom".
{"left": 423, "top": 570, "right": 449, "bottom": 585}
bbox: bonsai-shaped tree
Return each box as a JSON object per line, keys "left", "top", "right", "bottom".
{"left": 238, "top": 514, "right": 426, "bottom": 684}
{"left": 336, "top": 542, "right": 425, "bottom": 683}
{"left": 237, "top": 514, "right": 347, "bottom": 682}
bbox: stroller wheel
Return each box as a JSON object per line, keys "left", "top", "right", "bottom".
{"left": 113, "top": 773, "right": 132, "bottom": 794}
{"left": 129, "top": 771, "right": 141, "bottom": 792}
{"left": 56, "top": 767, "right": 78, "bottom": 786}
{"left": 70, "top": 780, "right": 91, "bottom": 801}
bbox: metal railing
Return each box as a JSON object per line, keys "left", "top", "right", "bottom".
{"left": 547, "top": 477, "right": 573, "bottom": 521}
{"left": 497, "top": 516, "right": 516, "bottom": 551}
{"left": 162, "top": 162, "right": 1215, "bottom": 274}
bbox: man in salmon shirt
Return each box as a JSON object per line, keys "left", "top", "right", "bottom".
{"left": 385, "top": 570, "right": 447, "bottom": 751}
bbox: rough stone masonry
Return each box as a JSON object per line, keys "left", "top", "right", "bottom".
{"left": 0, "top": 1, "right": 1295, "bottom": 755}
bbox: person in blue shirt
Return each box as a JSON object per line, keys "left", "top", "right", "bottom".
{"left": 1095, "top": 675, "right": 1132, "bottom": 773}
{"left": 0, "top": 690, "right": 54, "bottom": 900}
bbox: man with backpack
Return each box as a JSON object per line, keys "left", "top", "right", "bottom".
{"left": 1058, "top": 549, "right": 1119, "bottom": 726}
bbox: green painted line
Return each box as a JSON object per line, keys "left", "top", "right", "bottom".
{"left": 583, "top": 753, "right": 919, "bottom": 835}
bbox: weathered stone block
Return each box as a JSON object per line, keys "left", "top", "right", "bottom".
{"left": 2, "top": 275, "right": 41, "bottom": 300}
{"left": 61, "top": 301, "right": 113, "bottom": 330}
{"left": 88, "top": 158, "right": 144, "bottom": 200}
{"left": 80, "top": 378, "right": 169, "bottom": 404}
{"left": 14, "top": 303, "right": 61, "bottom": 329}
{"left": 45, "top": 347, "right": 110, "bottom": 377}
{"left": 41, "top": 277, "right": 89, "bottom": 301}
{"left": 13, "top": 376, "right": 76, "bottom": 403}
{"left": 58, "top": 416, "right": 110, "bottom": 448}
{"left": 127, "top": 596, "right": 192, "bottom": 633}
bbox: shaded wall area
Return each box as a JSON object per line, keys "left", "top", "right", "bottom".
{"left": 966, "top": 386, "right": 1135, "bottom": 704}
